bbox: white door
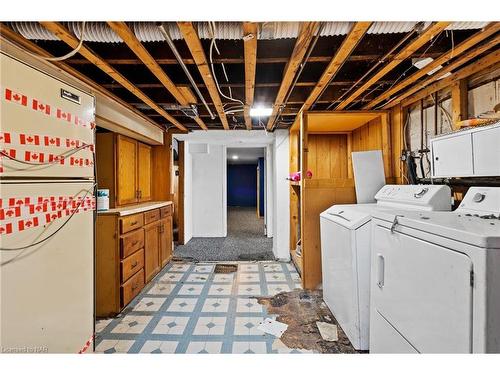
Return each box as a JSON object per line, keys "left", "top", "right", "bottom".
{"left": 1, "top": 53, "right": 95, "bottom": 178}
{"left": 372, "top": 225, "right": 473, "bottom": 353}
{"left": 431, "top": 133, "right": 473, "bottom": 177}
{"left": 472, "top": 125, "right": 500, "bottom": 176}
{"left": 0, "top": 181, "right": 94, "bottom": 353}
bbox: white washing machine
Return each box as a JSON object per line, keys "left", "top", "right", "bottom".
{"left": 319, "top": 184, "right": 452, "bottom": 350}
{"left": 370, "top": 187, "right": 500, "bottom": 353}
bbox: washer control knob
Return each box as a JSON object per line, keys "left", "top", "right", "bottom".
{"left": 473, "top": 193, "right": 485, "bottom": 203}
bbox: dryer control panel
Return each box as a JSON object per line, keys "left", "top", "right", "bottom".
{"left": 458, "top": 187, "right": 500, "bottom": 215}
{"left": 375, "top": 185, "right": 452, "bottom": 211}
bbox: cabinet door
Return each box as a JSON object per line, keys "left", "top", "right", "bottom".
{"left": 431, "top": 134, "right": 473, "bottom": 177}
{"left": 144, "top": 222, "right": 160, "bottom": 282}
{"left": 137, "top": 143, "right": 152, "bottom": 202}
{"left": 159, "top": 216, "right": 173, "bottom": 267}
{"left": 117, "top": 135, "right": 138, "bottom": 205}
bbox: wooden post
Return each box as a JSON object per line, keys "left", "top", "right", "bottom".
{"left": 451, "top": 79, "right": 468, "bottom": 129}
{"left": 381, "top": 112, "right": 392, "bottom": 180}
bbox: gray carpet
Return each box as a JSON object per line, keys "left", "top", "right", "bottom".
{"left": 174, "top": 207, "right": 274, "bottom": 261}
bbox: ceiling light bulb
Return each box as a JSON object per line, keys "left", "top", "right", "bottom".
{"left": 250, "top": 106, "right": 273, "bottom": 117}
{"left": 232, "top": 155, "right": 239, "bottom": 160}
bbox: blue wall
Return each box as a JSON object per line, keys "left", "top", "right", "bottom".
{"left": 258, "top": 158, "right": 265, "bottom": 217}
{"left": 227, "top": 164, "right": 257, "bottom": 207}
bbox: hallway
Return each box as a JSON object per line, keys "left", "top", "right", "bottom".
{"left": 174, "top": 207, "right": 274, "bottom": 261}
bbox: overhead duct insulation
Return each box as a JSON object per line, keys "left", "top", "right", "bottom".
{"left": 8, "top": 21, "right": 490, "bottom": 43}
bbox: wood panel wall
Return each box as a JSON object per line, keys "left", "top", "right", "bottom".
{"left": 307, "top": 134, "right": 349, "bottom": 179}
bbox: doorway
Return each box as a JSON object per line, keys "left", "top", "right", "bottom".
{"left": 225, "top": 147, "right": 273, "bottom": 260}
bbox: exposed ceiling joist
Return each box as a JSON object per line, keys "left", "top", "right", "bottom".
{"left": 107, "top": 21, "right": 207, "bottom": 130}
{"left": 177, "top": 22, "right": 230, "bottom": 130}
{"left": 400, "top": 49, "right": 500, "bottom": 108}
{"left": 65, "top": 53, "right": 445, "bottom": 66}
{"left": 384, "top": 36, "right": 500, "bottom": 108}
{"left": 0, "top": 22, "right": 164, "bottom": 130}
{"left": 243, "top": 22, "right": 258, "bottom": 130}
{"left": 39, "top": 22, "right": 187, "bottom": 131}
{"left": 335, "top": 22, "right": 451, "bottom": 110}
{"left": 266, "top": 22, "right": 320, "bottom": 130}
{"left": 365, "top": 22, "right": 500, "bottom": 109}
{"left": 299, "top": 22, "right": 372, "bottom": 113}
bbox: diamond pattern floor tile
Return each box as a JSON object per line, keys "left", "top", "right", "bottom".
{"left": 95, "top": 260, "right": 305, "bottom": 354}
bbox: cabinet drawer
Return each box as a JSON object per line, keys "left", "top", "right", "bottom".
{"left": 160, "top": 205, "right": 173, "bottom": 218}
{"left": 121, "top": 268, "right": 145, "bottom": 308}
{"left": 120, "top": 229, "right": 144, "bottom": 258}
{"left": 121, "top": 248, "right": 144, "bottom": 283}
{"left": 120, "top": 213, "right": 144, "bottom": 234}
{"left": 144, "top": 209, "right": 160, "bottom": 224}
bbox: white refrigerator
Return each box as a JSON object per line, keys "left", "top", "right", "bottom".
{"left": 0, "top": 52, "right": 95, "bottom": 353}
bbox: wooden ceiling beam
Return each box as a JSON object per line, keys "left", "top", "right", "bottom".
{"left": 384, "top": 36, "right": 500, "bottom": 108}
{"left": 243, "top": 22, "right": 258, "bottom": 130}
{"left": 299, "top": 22, "right": 372, "bottom": 113}
{"left": 0, "top": 22, "right": 165, "bottom": 131}
{"left": 365, "top": 23, "right": 500, "bottom": 109}
{"left": 266, "top": 22, "right": 320, "bottom": 130}
{"left": 39, "top": 22, "right": 187, "bottom": 131}
{"left": 399, "top": 49, "right": 500, "bottom": 108}
{"left": 107, "top": 22, "right": 207, "bottom": 130}
{"left": 65, "top": 53, "right": 446, "bottom": 66}
{"left": 335, "top": 22, "right": 451, "bottom": 110}
{"left": 177, "top": 22, "right": 229, "bottom": 130}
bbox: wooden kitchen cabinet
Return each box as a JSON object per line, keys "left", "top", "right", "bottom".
{"left": 160, "top": 216, "right": 173, "bottom": 267}
{"left": 144, "top": 221, "right": 160, "bottom": 283}
{"left": 137, "top": 142, "right": 152, "bottom": 201}
{"left": 96, "top": 202, "right": 174, "bottom": 317}
{"left": 96, "top": 133, "right": 153, "bottom": 208}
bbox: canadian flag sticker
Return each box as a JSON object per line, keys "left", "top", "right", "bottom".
{"left": 32, "top": 99, "right": 51, "bottom": 115}
{"left": 44, "top": 136, "right": 61, "bottom": 147}
{"left": 25, "top": 151, "right": 45, "bottom": 163}
{"left": 5, "top": 88, "right": 27, "bottom": 106}
{"left": 18, "top": 217, "right": 39, "bottom": 231}
{"left": 20, "top": 134, "right": 41, "bottom": 146}
{"left": 0, "top": 223, "right": 13, "bottom": 235}
{"left": 0, "top": 132, "right": 12, "bottom": 144}
{"left": 56, "top": 109, "right": 72, "bottom": 122}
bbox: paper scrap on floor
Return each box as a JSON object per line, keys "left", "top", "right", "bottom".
{"left": 258, "top": 318, "right": 288, "bottom": 338}
{"left": 316, "top": 322, "right": 338, "bottom": 342}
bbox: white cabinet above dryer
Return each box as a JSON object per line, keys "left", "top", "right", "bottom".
{"left": 430, "top": 122, "right": 500, "bottom": 178}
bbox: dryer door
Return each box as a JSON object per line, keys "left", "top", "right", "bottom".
{"left": 372, "top": 225, "right": 473, "bottom": 353}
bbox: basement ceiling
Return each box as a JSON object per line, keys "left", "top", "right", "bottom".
{"left": 2, "top": 21, "right": 498, "bottom": 132}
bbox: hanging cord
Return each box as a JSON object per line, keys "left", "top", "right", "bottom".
{"left": 21, "top": 22, "right": 87, "bottom": 62}
{"left": 0, "top": 184, "right": 96, "bottom": 255}
{"left": 0, "top": 143, "right": 93, "bottom": 166}
{"left": 208, "top": 22, "right": 245, "bottom": 113}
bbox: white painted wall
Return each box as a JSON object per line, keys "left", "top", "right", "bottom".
{"left": 272, "top": 130, "right": 290, "bottom": 261}
{"left": 183, "top": 145, "right": 193, "bottom": 243}
{"left": 176, "top": 130, "right": 290, "bottom": 258}
{"left": 191, "top": 144, "right": 227, "bottom": 237}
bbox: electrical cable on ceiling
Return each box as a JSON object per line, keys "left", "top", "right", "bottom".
{"left": 21, "top": 22, "right": 87, "bottom": 62}
{"left": 208, "top": 22, "right": 245, "bottom": 115}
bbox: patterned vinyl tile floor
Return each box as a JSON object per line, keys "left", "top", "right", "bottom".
{"left": 94, "top": 260, "right": 313, "bottom": 354}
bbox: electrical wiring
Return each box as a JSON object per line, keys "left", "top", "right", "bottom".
{"left": 22, "top": 22, "right": 87, "bottom": 62}
{"left": 0, "top": 184, "right": 96, "bottom": 256}
{"left": 208, "top": 22, "right": 245, "bottom": 113}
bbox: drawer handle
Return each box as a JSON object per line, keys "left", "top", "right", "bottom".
{"left": 131, "top": 261, "right": 138, "bottom": 268}
{"left": 132, "top": 283, "right": 138, "bottom": 291}
{"left": 131, "top": 240, "right": 139, "bottom": 246}
{"left": 130, "top": 221, "right": 138, "bottom": 226}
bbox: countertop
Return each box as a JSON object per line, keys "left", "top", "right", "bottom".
{"left": 97, "top": 201, "right": 173, "bottom": 216}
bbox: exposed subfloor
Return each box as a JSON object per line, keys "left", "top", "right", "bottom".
{"left": 174, "top": 207, "right": 274, "bottom": 261}
{"left": 94, "top": 260, "right": 307, "bottom": 354}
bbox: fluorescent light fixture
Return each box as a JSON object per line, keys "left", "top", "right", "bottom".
{"left": 232, "top": 155, "right": 239, "bottom": 160}
{"left": 413, "top": 57, "right": 443, "bottom": 76}
{"left": 250, "top": 106, "right": 273, "bottom": 117}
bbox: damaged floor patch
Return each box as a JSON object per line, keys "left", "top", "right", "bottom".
{"left": 256, "top": 289, "right": 360, "bottom": 353}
